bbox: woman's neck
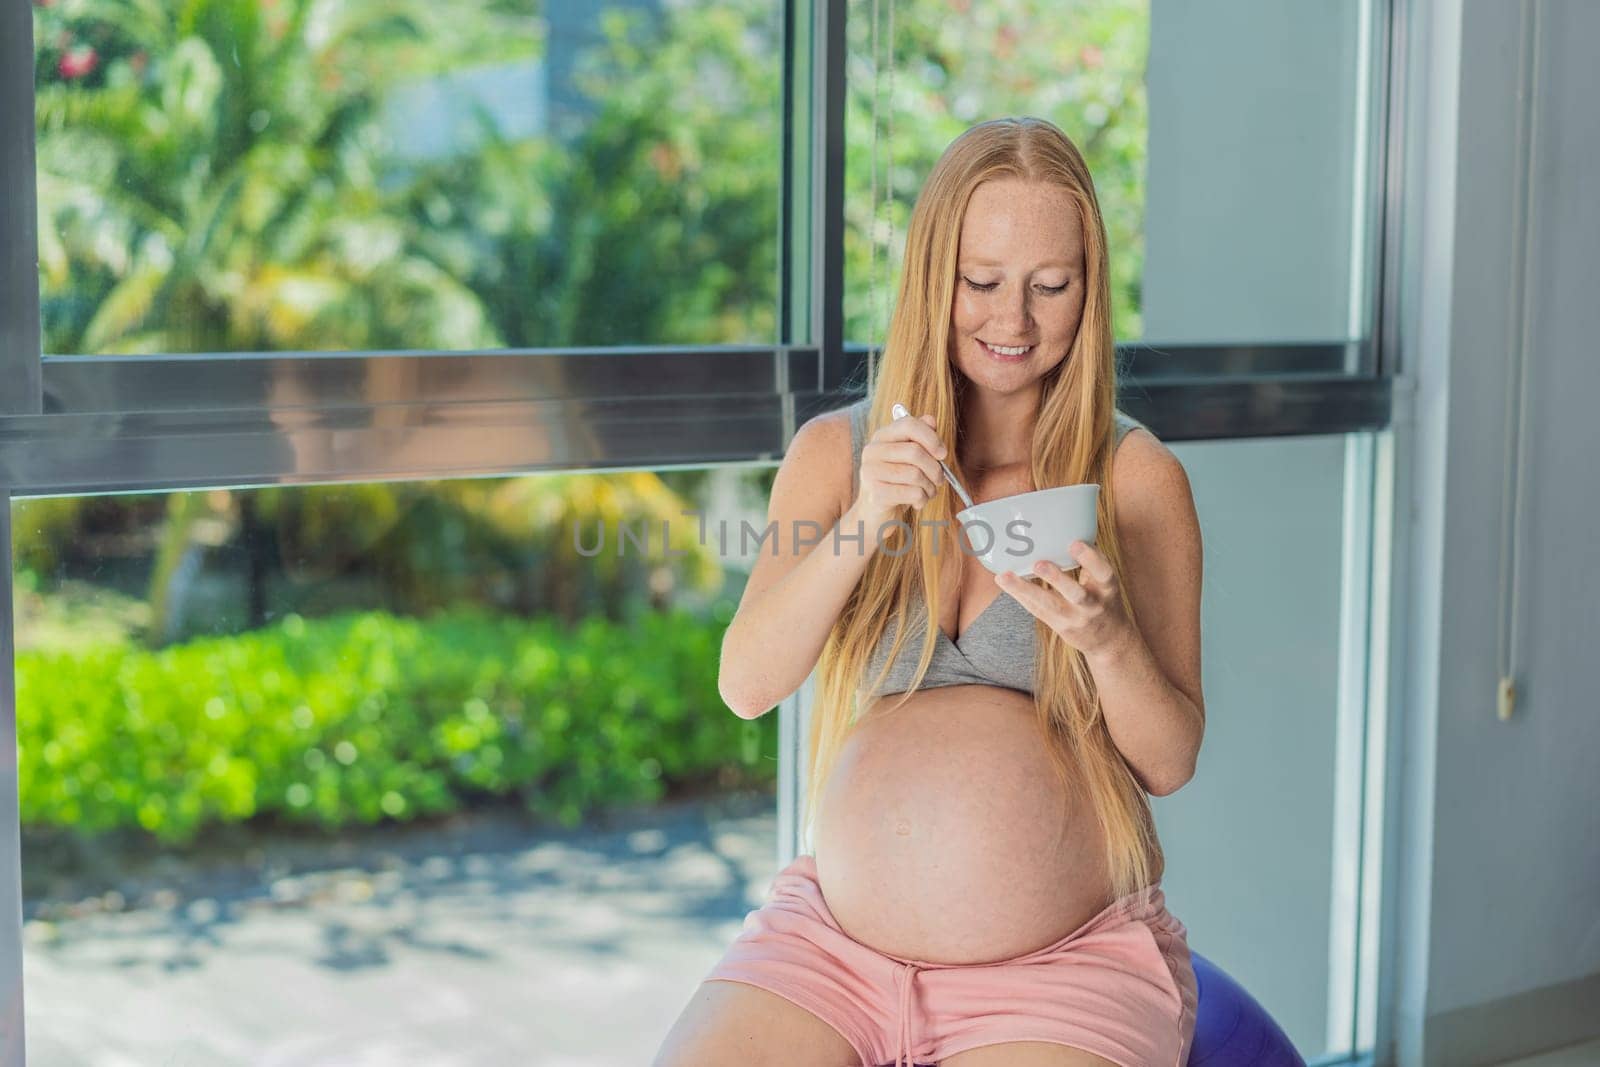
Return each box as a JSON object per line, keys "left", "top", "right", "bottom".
{"left": 959, "top": 389, "right": 1040, "bottom": 470}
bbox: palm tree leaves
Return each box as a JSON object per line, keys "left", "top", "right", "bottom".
{"left": 34, "top": 0, "right": 517, "bottom": 355}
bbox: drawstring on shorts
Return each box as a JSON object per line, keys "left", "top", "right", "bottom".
{"left": 894, "top": 960, "right": 923, "bottom": 1066}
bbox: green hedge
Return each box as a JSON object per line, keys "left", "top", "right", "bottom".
{"left": 17, "top": 607, "right": 774, "bottom": 842}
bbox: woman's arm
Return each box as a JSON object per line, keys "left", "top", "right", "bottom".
{"left": 1090, "top": 431, "right": 1206, "bottom": 794}
{"left": 718, "top": 412, "right": 874, "bottom": 719}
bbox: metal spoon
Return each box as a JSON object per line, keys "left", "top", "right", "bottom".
{"left": 892, "top": 402, "right": 975, "bottom": 509}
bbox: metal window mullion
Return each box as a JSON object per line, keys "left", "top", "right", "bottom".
{"left": 1374, "top": 0, "right": 1410, "bottom": 380}
{"left": 1, "top": 0, "right": 37, "bottom": 1058}
{"left": 0, "top": 491, "right": 26, "bottom": 1066}
{"left": 1366, "top": 1, "right": 1418, "bottom": 1061}
{"left": 1, "top": 4, "right": 42, "bottom": 417}
{"left": 777, "top": 0, "right": 847, "bottom": 874}
{"left": 812, "top": 0, "right": 847, "bottom": 395}
{"left": 0, "top": 368, "right": 1392, "bottom": 498}
{"left": 779, "top": 0, "right": 806, "bottom": 350}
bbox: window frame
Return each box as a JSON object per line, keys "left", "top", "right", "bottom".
{"left": 0, "top": 3, "right": 1408, "bottom": 1065}
{"left": 0, "top": 1, "right": 1399, "bottom": 478}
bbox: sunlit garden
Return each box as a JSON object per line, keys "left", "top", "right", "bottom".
{"left": 21, "top": 0, "right": 1146, "bottom": 876}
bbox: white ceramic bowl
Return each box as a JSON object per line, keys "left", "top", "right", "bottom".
{"left": 954, "top": 483, "right": 1100, "bottom": 577}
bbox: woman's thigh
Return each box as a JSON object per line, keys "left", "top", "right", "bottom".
{"left": 940, "top": 1041, "right": 1120, "bottom": 1067}
{"left": 652, "top": 978, "right": 863, "bottom": 1067}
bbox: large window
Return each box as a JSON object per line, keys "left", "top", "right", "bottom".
{"left": 13, "top": 470, "right": 781, "bottom": 1063}
{"left": 33, "top": 0, "right": 783, "bottom": 355}
{"left": 3, "top": 1, "right": 1403, "bottom": 1064}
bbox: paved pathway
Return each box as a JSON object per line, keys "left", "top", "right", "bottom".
{"left": 21, "top": 792, "right": 781, "bottom": 1066}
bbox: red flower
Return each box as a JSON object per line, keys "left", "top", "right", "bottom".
{"left": 58, "top": 45, "right": 99, "bottom": 80}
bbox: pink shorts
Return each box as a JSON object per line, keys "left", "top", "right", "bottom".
{"left": 702, "top": 853, "right": 1197, "bottom": 1067}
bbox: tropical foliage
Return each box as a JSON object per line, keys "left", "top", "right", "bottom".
{"left": 17, "top": 606, "right": 773, "bottom": 841}
{"left": 34, "top": 0, "right": 1147, "bottom": 354}
{"left": 19, "top": 0, "right": 1151, "bottom": 839}
{"left": 844, "top": 0, "right": 1149, "bottom": 341}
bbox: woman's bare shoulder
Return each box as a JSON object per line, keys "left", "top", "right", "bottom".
{"left": 776, "top": 404, "right": 859, "bottom": 524}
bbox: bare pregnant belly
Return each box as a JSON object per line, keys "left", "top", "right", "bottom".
{"left": 811, "top": 685, "right": 1119, "bottom": 965}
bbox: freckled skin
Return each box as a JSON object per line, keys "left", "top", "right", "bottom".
{"left": 810, "top": 178, "right": 1153, "bottom": 966}
{"left": 947, "top": 179, "right": 1085, "bottom": 401}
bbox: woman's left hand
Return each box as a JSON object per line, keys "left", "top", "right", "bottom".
{"left": 997, "top": 540, "right": 1134, "bottom": 662}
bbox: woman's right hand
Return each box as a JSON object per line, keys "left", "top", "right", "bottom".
{"left": 853, "top": 410, "right": 949, "bottom": 531}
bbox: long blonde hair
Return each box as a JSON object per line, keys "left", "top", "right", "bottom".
{"left": 802, "top": 116, "right": 1162, "bottom": 899}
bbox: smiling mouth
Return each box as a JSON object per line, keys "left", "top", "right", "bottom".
{"left": 980, "top": 340, "right": 1035, "bottom": 358}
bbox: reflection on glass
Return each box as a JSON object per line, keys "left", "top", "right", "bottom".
{"left": 13, "top": 466, "right": 780, "bottom": 1062}
{"left": 33, "top": 0, "right": 781, "bottom": 355}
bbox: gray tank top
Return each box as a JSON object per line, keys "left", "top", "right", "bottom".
{"left": 845, "top": 396, "right": 1144, "bottom": 698}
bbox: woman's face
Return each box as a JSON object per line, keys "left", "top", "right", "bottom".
{"left": 948, "top": 177, "right": 1086, "bottom": 391}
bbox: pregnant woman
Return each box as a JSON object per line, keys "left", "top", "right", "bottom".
{"left": 655, "top": 117, "right": 1206, "bottom": 1067}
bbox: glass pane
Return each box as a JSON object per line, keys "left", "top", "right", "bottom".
{"left": 846, "top": 0, "right": 1381, "bottom": 348}
{"left": 1142, "top": 0, "right": 1381, "bottom": 345}
{"left": 13, "top": 466, "right": 782, "bottom": 1062}
{"left": 1152, "top": 430, "right": 1370, "bottom": 1062}
{"left": 33, "top": 0, "right": 782, "bottom": 356}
